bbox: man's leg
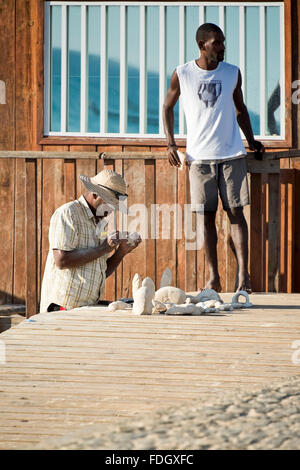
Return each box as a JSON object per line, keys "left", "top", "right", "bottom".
{"left": 203, "top": 211, "right": 221, "bottom": 292}
{"left": 188, "top": 162, "right": 220, "bottom": 290}
{"left": 226, "top": 206, "right": 252, "bottom": 293}
{"left": 219, "top": 157, "right": 251, "bottom": 293}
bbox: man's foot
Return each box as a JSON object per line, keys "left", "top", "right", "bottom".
{"left": 202, "top": 277, "right": 222, "bottom": 293}
{"left": 236, "top": 274, "right": 252, "bottom": 294}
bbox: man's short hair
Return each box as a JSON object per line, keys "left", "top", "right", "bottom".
{"left": 196, "top": 23, "right": 223, "bottom": 46}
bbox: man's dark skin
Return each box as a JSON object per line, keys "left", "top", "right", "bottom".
{"left": 163, "top": 30, "right": 264, "bottom": 293}
{"left": 53, "top": 192, "right": 141, "bottom": 278}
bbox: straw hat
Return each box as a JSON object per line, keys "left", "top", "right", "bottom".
{"left": 79, "top": 170, "right": 128, "bottom": 213}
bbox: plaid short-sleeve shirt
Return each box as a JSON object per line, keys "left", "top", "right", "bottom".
{"left": 40, "top": 195, "right": 108, "bottom": 312}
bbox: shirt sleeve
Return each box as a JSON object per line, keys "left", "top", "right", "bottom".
{"left": 49, "top": 206, "right": 79, "bottom": 251}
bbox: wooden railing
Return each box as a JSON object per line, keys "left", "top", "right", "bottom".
{"left": 0, "top": 150, "right": 299, "bottom": 317}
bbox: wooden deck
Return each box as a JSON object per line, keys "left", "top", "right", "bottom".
{"left": 0, "top": 293, "right": 300, "bottom": 450}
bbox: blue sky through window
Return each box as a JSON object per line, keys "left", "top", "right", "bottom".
{"left": 49, "top": 3, "right": 282, "bottom": 137}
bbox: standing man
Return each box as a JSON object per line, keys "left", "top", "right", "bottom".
{"left": 163, "top": 23, "right": 264, "bottom": 293}
{"left": 40, "top": 169, "right": 141, "bottom": 312}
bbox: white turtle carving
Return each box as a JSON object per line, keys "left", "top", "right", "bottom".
{"left": 154, "top": 286, "right": 186, "bottom": 305}
{"left": 189, "top": 289, "right": 223, "bottom": 304}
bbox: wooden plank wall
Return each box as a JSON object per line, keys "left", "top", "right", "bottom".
{"left": 0, "top": 153, "right": 299, "bottom": 316}
{"left": 0, "top": 0, "right": 299, "bottom": 312}
{"left": 18, "top": 153, "right": 244, "bottom": 310}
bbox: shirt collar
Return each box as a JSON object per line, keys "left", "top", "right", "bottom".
{"left": 78, "top": 195, "right": 96, "bottom": 220}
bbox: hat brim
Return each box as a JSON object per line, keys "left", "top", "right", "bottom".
{"left": 79, "top": 175, "right": 128, "bottom": 213}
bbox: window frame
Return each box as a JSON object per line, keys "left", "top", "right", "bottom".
{"left": 38, "top": 0, "right": 293, "bottom": 148}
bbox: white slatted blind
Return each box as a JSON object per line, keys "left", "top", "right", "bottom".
{"left": 45, "top": 1, "right": 285, "bottom": 140}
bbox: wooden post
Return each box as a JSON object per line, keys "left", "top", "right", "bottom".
{"left": 25, "top": 159, "right": 38, "bottom": 317}
{"left": 145, "top": 159, "right": 156, "bottom": 286}
{"left": 280, "top": 169, "right": 295, "bottom": 293}
{"left": 294, "top": 167, "right": 300, "bottom": 292}
{"left": 250, "top": 174, "right": 264, "bottom": 292}
{"left": 267, "top": 173, "right": 280, "bottom": 292}
{"left": 0, "top": 0, "right": 15, "bottom": 150}
{"left": 261, "top": 174, "right": 268, "bottom": 292}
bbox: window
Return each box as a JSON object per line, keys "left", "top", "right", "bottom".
{"left": 44, "top": 2, "right": 285, "bottom": 140}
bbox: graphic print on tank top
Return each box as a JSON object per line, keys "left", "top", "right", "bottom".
{"left": 198, "top": 80, "right": 222, "bottom": 108}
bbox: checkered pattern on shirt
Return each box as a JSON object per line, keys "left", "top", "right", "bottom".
{"left": 40, "top": 195, "right": 108, "bottom": 312}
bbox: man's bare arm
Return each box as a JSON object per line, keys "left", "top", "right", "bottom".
{"left": 53, "top": 232, "right": 120, "bottom": 269}
{"left": 163, "top": 69, "right": 181, "bottom": 167}
{"left": 53, "top": 246, "right": 110, "bottom": 270}
{"left": 233, "top": 70, "right": 265, "bottom": 156}
{"left": 54, "top": 231, "right": 142, "bottom": 279}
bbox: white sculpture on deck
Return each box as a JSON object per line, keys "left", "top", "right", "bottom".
{"left": 154, "top": 286, "right": 186, "bottom": 305}
{"left": 231, "top": 290, "right": 253, "bottom": 308}
{"left": 108, "top": 268, "right": 254, "bottom": 316}
{"left": 132, "top": 277, "right": 156, "bottom": 315}
{"left": 132, "top": 273, "right": 142, "bottom": 298}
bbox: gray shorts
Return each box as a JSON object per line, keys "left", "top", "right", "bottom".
{"left": 188, "top": 156, "right": 250, "bottom": 212}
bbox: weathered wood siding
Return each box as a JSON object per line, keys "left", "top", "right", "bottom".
{"left": 0, "top": 152, "right": 299, "bottom": 317}
{"left": 0, "top": 0, "right": 299, "bottom": 311}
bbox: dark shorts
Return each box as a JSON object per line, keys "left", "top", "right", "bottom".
{"left": 188, "top": 156, "right": 250, "bottom": 212}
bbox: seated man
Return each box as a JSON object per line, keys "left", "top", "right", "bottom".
{"left": 40, "top": 169, "right": 141, "bottom": 312}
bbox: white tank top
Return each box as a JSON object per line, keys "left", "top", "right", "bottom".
{"left": 176, "top": 60, "right": 246, "bottom": 162}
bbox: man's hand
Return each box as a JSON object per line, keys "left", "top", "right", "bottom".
{"left": 105, "top": 233, "right": 142, "bottom": 278}
{"left": 248, "top": 140, "right": 265, "bottom": 160}
{"left": 168, "top": 146, "right": 181, "bottom": 167}
{"left": 117, "top": 232, "right": 142, "bottom": 255}
{"left": 103, "top": 231, "right": 122, "bottom": 252}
